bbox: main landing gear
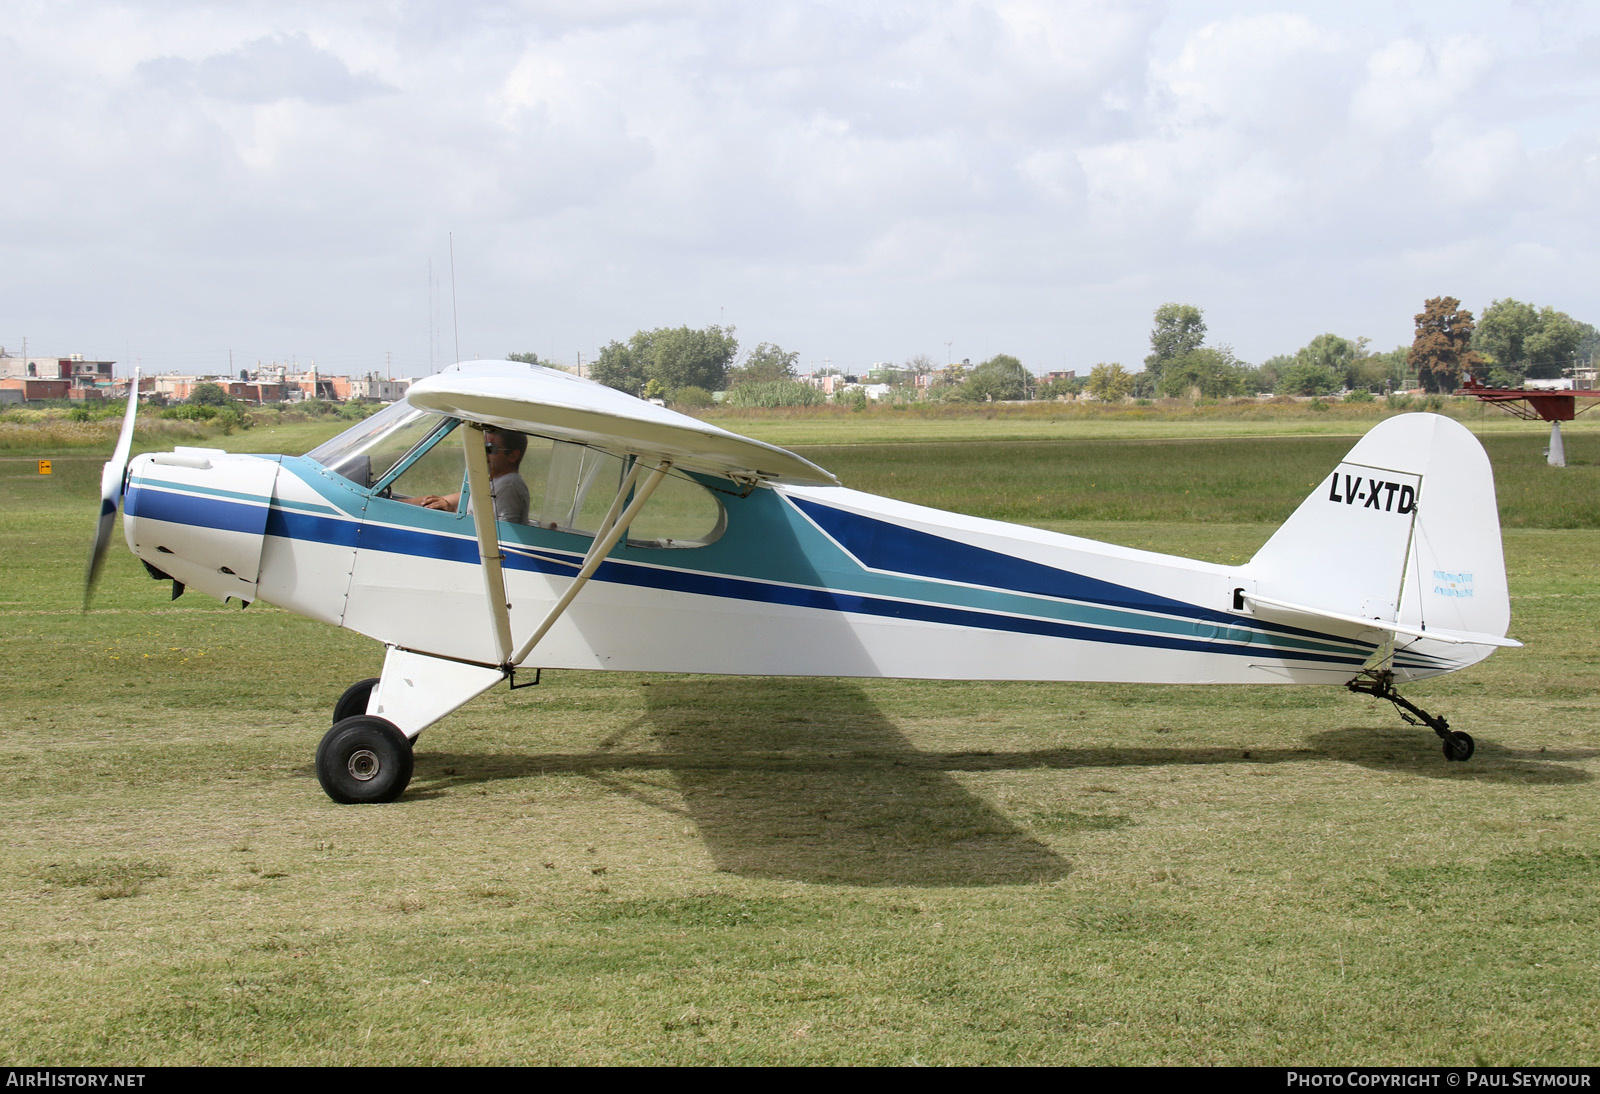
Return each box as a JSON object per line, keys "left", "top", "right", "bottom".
{"left": 1346, "top": 668, "right": 1475, "bottom": 762}
{"left": 331, "top": 677, "right": 380, "bottom": 725}
{"left": 319, "top": 676, "right": 413, "bottom": 803}
{"left": 317, "top": 715, "right": 414, "bottom": 803}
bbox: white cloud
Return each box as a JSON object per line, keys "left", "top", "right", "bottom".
{"left": 137, "top": 32, "right": 394, "bottom": 104}
{"left": 1424, "top": 126, "right": 1524, "bottom": 206}
{"left": 1350, "top": 35, "right": 1493, "bottom": 136}
{"left": 0, "top": 1, "right": 1596, "bottom": 374}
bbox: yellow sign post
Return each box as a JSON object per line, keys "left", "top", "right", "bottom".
{"left": 38, "top": 460, "right": 52, "bottom": 475}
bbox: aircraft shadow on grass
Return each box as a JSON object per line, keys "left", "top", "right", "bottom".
{"left": 404, "top": 679, "right": 1593, "bottom": 887}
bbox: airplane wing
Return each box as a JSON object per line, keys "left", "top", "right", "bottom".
{"left": 405, "top": 361, "right": 837, "bottom": 487}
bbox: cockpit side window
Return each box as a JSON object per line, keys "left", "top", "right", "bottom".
{"left": 379, "top": 424, "right": 467, "bottom": 506}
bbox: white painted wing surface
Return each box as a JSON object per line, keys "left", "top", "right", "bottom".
{"left": 405, "top": 361, "right": 837, "bottom": 486}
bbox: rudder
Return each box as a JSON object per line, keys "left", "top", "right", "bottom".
{"left": 1245, "top": 413, "right": 1511, "bottom": 648}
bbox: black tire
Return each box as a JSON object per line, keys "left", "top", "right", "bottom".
{"left": 332, "top": 677, "right": 381, "bottom": 725}
{"left": 1442, "top": 731, "right": 1475, "bottom": 762}
{"left": 317, "top": 716, "right": 414, "bottom": 804}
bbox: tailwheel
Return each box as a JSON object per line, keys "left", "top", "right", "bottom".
{"left": 1442, "top": 731, "right": 1475, "bottom": 763}
{"left": 1347, "top": 669, "right": 1475, "bottom": 762}
{"left": 317, "top": 715, "right": 414, "bottom": 804}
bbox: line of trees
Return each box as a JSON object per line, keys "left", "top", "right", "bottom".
{"left": 534, "top": 292, "right": 1597, "bottom": 412}
{"left": 1128, "top": 295, "right": 1595, "bottom": 401}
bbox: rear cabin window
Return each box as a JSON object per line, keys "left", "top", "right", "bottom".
{"left": 522, "top": 440, "right": 724, "bottom": 548}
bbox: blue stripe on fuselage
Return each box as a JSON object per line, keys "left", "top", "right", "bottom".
{"left": 790, "top": 495, "right": 1196, "bottom": 618}
{"left": 127, "top": 483, "right": 269, "bottom": 534}
{"left": 138, "top": 464, "right": 1432, "bottom": 671}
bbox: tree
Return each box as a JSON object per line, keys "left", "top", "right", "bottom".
{"left": 1144, "top": 303, "right": 1206, "bottom": 388}
{"left": 1276, "top": 360, "right": 1343, "bottom": 397}
{"left": 960, "top": 354, "right": 1032, "bottom": 401}
{"left": 1035, "top": 374, "right": 1084, "bottom": 399}
{"left": 1578, "top": 322, "right": 1600, "bottom": 369}
{"left": 1085, "top": 362, "right": 1132, "bottom": 402}
{"left": 190, "top": 382, "right": 230, "bottom": 406}
{"left": 1267, "top": 332, "right": 1388, "bottom": 393}
{"left": 1523, "top": 308, "right": 1584, "bottom": 380}
{"left": 1158, "top": 347, "right": 1246, "bottom": 399}
{"left": 589, "top": 324, "right": 739, "bottom": 396}
{"left": 1296, "top": 334, "right": 1361, "bottom": 385}
{"left": 645, "top": 325, "right": 738, "bottom": 392}
{"left": 671, "top": 385, "right": 714, "bottom": 409}
{"left": 589, "top": 339, "right": 644, "bottom": 396}
{"left": 1408, "top": 297, "right": 1482, "bottom": 393}
{"left": 1471, "top": 299, "right": 1537, "bottom": 385}
{"left": 728, "top": 342, "right": 799, "bottom": 387}
{"left": 1359, "top": 346, "right": 1409, "bottom": 393}
{"left": 1471, "top": 299, "right": 1588, "bottom": 384}
{"left": 506, "top": 351, "right": 542, "bottom": 365}
{"left": 1246, "top": 356, "right": 1290, "bottom": 395}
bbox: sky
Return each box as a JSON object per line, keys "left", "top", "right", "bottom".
{"left": 3, "top": 0, "right": 1596, "bottom": 380}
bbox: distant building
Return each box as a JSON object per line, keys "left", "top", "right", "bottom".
{"left": 348, "top": 374, "right": 410, "bottom": 401}
{"left": 285, "top": 368, "right": 341, "bottom": 401}
{"left": 0, "top": 349, "right": 117, "bottom": 400}
{"left": 801, "top": 373, "right": 843, "bottom": 396}
{"left": 0, "top": 347, "right": 412, "bottom": 405}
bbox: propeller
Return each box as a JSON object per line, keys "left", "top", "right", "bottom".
{"left": 83, "top": 367, "right": 141, "bottom": 610}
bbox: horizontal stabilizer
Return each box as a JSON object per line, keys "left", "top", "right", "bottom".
{"left": 1240, "top": 592, "right": 1522, "bottom": 648}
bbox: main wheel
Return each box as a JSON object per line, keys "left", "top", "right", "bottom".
{"left": 317, "top": 716, "right": 414, "bottom": 803}
{"left": 1442, "top": 730, "right": 1475, "bottom": 762}
{"left": 332, "top": 677, "right": 381, "bottom": 725}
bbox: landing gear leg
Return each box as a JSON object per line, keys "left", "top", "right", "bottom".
{"left": 1346, "top": 669, "right": 1475, "bottom": 762}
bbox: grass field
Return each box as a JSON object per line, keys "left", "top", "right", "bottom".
{"left": 1, "top": 413, "right": 1596, "bottom": 1065}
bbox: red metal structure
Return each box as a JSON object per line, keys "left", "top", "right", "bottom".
{"left": 1455, "top": 375, "right": 1600, "bottom": 466}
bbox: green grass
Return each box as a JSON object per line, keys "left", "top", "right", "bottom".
{"left": 1, "top": 421, "right": 1597, "bottom": 1064}
{"left": 703, "top": 397, "right": 1600, "bottom": 447}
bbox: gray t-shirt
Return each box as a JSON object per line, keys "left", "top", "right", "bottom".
{"left": 467, "top": 472, "right": 530, "bottom": 524}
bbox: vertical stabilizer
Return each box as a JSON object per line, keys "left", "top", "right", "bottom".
{"left": 1246, "top": 413, "right": 1511, "bottom": 651}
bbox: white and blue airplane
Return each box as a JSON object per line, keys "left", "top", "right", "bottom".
{"left": 86, "top": 361, "right": 1519, "bottom": 803}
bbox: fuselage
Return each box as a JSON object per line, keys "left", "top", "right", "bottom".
{"left": 120, "top": 440, "right": 1469, "bottom": 687}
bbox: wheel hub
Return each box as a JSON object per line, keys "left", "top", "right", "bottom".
{"left": 347, "top": 748, "right": 381, "bottom": 781}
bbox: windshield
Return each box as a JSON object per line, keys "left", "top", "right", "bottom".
{"left": 305, "top": 403, "right": 451, "bottom": 488}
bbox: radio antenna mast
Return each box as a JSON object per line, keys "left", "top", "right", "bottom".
{"left": 449, "top": 233, "right": 461, "bottom": 368}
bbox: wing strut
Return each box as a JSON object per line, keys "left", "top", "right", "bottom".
{"left": 511, "top": 459, "right": 672, "bottom": 667}
{"left": 462, "top": 423, "right": 515, "bottom": 666}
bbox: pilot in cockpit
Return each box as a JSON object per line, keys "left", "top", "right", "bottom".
{"left": 401, "top": 427, "right": 531, "bottom": 524}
